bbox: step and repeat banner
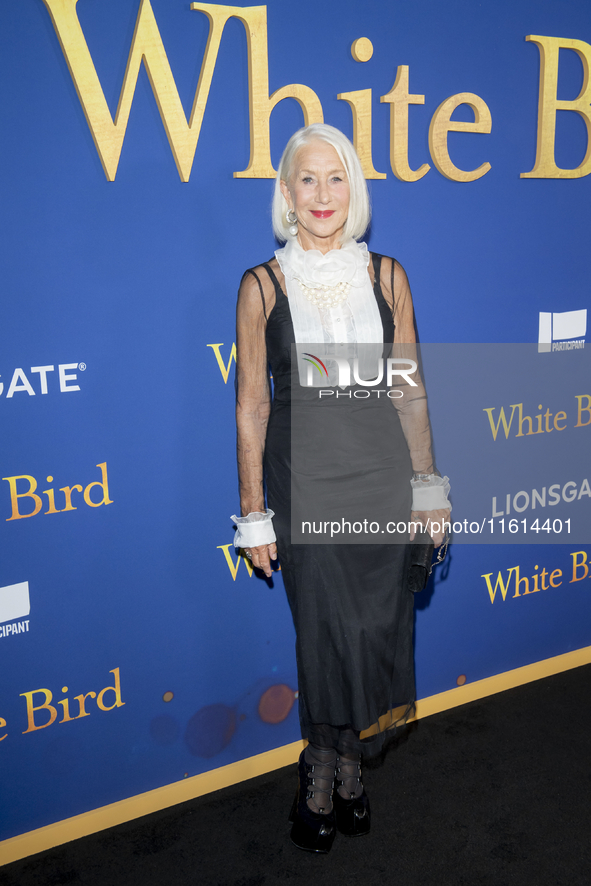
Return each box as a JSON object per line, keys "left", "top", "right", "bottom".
{"left": 1, "top": 0, "right": 590, "bottom": 843}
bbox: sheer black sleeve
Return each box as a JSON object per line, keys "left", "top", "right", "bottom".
{"left": 235, "top": 267, "right": 275, "bottom": 516}
{"left": 377, "top": 256, "right": 437, "bottom": 475}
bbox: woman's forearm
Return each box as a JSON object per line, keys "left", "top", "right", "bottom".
{"left": 236, "top": 402, "right": 270, "bottom": 515}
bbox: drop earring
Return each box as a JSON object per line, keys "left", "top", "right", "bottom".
{"left": 286, "top": 209, "right": 298, "bottom": 237}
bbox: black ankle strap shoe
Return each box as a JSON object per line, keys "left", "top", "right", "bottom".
{"left": 333, "top": 758, "right": 371, "bottom": 837}
{"left": 289, "top": 750, "right": 336, "bottom": 853}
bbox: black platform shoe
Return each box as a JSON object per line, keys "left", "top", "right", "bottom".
{"left": 289, "top": 750, "right": 336, "bottom": 853}
{"left": 333, "top": 756, "right": 371, "bottom": 837}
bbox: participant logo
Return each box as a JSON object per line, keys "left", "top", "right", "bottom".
{"left": 538, "top": 310, "right": 587, "bottom": 352}
{"left": 0, "top": 581, "right": 31, "bottom": 640}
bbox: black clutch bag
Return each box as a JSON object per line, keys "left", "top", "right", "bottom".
{"left": 408, "top": 532, "right": 435, "bottom": 593}
{"left": 408, "top": 528, "right": 449, "bottom": 593}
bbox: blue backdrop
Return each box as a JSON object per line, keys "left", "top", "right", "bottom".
{"left": 1, "top": 0, "right": 590, "bottom": 842}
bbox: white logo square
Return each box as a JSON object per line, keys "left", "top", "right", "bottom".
{"left": 0, "top": 582, "right": 31, "bottom": 623}
{"left": 538, "top": 309, "right": 587, "bottom": 352}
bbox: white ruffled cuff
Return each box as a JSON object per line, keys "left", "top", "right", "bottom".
{"left": 411, "top": 475, "right": 452, "bottom": 512}
{"left": 231, "top": 510, "right": 276, "bottom": 548}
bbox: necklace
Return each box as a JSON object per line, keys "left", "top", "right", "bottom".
{"left": 296, "top": 277, "right": 351, "bottom": 308}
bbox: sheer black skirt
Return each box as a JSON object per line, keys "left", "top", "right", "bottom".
{"left": 265, "top": 397, "right": 416, "bottom": 759}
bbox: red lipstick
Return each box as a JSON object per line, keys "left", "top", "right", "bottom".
{"left": 311, "top": 210, "right": 335, "bottom": 218}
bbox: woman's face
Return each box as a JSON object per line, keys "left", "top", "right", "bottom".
{"left": 280, "top": 140, "right": 350, "bottom": 253}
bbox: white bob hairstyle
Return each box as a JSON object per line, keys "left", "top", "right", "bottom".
{"left": 272, "top": 123, "right": 370, "bottom": 243}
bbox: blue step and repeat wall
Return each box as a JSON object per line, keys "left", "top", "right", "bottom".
{"left": 1, "top": 0, "right": 590, "bottom": 843}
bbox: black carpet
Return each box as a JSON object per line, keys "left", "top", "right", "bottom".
{"left": 3, "top": 663, "right": 591, "bottom": 886}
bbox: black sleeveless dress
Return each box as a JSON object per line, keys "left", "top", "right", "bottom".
{"left": 256, "top": 254, "right": 415, "bottom": 757}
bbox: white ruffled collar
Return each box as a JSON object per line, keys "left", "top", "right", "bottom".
{"left": 275, "top": 238, "right": 369, "bottom": 289}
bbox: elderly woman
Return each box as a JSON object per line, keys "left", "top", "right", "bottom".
{"left": 233, "top": 124, "right": 450, "bottom": 853}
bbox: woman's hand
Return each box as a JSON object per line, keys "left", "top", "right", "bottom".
{"left": 244, "top": 543, "right": 278, "bottom": 578}
{"left": 410, "top": 509, "right": 450, "bottom": 547}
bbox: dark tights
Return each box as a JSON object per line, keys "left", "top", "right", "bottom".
{"left": 304, "top": 726, "right": 364, "bottom": 814}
